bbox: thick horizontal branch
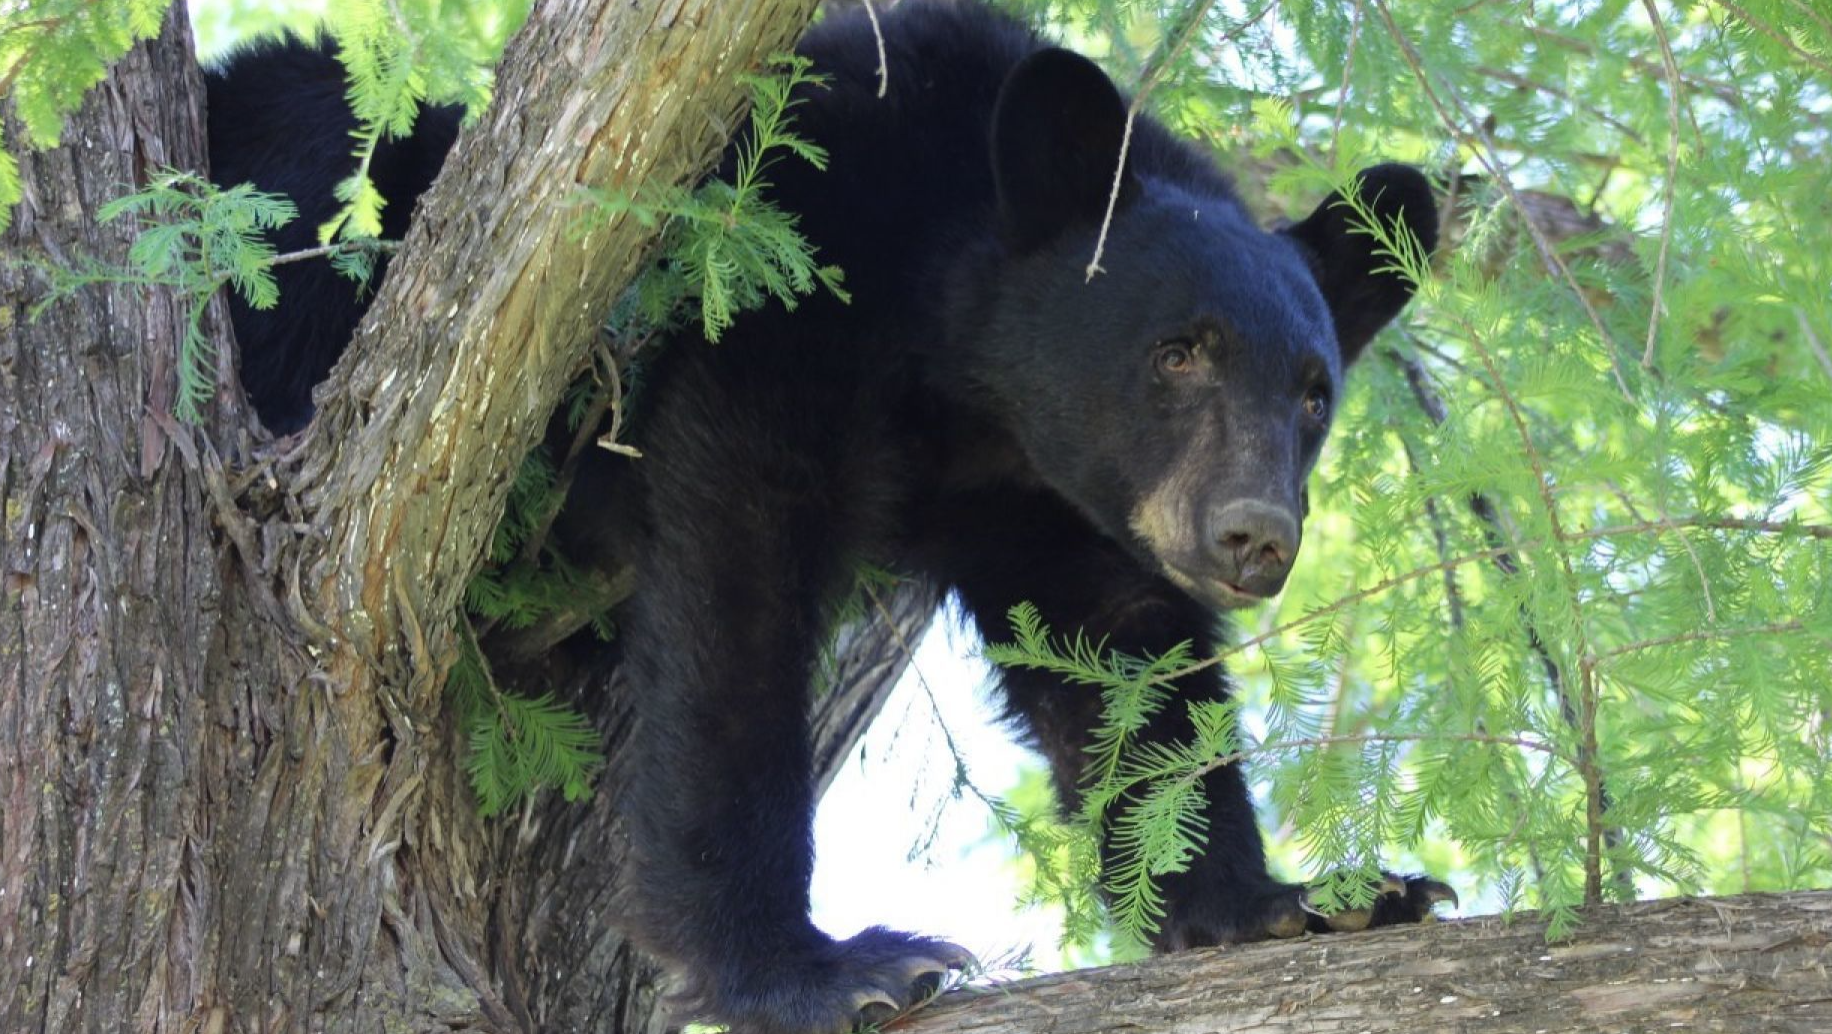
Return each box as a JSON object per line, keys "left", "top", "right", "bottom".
{"left": 900, "top": 891, "right": 1832, "bottom": 1034}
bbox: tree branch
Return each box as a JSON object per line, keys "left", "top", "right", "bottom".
{"left": 282, "top": 0, "right": 823, "bottom": 694}
{"left": 898, "top": 891, "right": 1832, "bottom": 1033}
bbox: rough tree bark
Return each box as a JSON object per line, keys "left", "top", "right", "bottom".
{"left": 899, "top": 891, "right": 1832, "bottom": 1034}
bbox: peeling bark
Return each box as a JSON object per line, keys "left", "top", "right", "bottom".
{"left": 0, "top": 15, "right": 239, "bottom": 1033}
{"left": 897, "top": 891, "right": 1832, "bottom": 1034}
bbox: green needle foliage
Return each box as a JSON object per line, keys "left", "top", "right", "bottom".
{"left": 0, "top": 0, "right": 515, "bottom": 232}
{"left": 463, "top": 446, "right": 613, "bottom": 634}
{"left": 451, "top": 370, "right": 618, "bottom": 814}
{"left": 984, "top": 603, "right": 1215, "bottom": 949}
{"left": 578, "top": 55, "right": 850, "bottom": 344}
{"left": 0, "top": 0, "right": 166, "bottom": 230}
{"left": 24, "top": 170, "right": 395, "bottom": 422}
{"left": 979, "top": 0, "right": 1832, "bottom": 951}
{"left": 451, "top": 624, "right": 602, "bottom": 817}
{"left": 313, "top": 0, "right": 505, "bottom": 244}
{"left": 29, "top": 171, "right": 299, "bottom": 421}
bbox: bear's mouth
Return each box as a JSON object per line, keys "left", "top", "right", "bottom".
{"left": 1199, "top": 577, "right": 1271, "bottom": 611}
{"left": 1215, "top": 580, "right": 1265, "bottom": 605}
{"left": 1156, "top": 561, "right": 1271, "bottom": 611}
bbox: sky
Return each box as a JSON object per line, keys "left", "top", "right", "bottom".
{"left": 808, "top": 605, "right": 1075, "bottom": 972}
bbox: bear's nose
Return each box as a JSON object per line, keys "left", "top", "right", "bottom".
{"left": 1207, "top": 499, "right": 1299, "bottom": 598}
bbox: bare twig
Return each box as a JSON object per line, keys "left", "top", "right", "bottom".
{"left": 861, "top": 0, "right": 888, "bottom": 99}
{"left": 1525, "top": 26, "right": 1743, "bottom": 112}
{"left": 1587, "top": 515, "right": 1832, "bottom": 540}
{"left": 1184, "top": 732, "right": 1573, "bottom": 788}
{"left": 1638, "top": 0, "right": 1683, "bottom": 372}
{"left": 860, "top": 581, "right": 1009, "bottom": 820}
{"left": 1596, "top": 620, "right": 1812, "bottom": 662}
{"left": 1473, "top": 65, "right": 1646, "bottom": 143}
{"left": 1086, "top": 0, "right": 1276, "bottom": 280}
{"left": 1331, "top": 0, "right": 1366, "bottom": 153}
{"left": 1798, "top": 308, "right": 1832, "bottom": 383}
{"left": 593, "top": 340, "right": 644, "bottom": 459}
{"left": 268, "top": 239, "right": 400, "bottom": 268}
{"left": 1710, "top": 0, "right": 1832, "bottom": 76}
{"left": 475, "top": 341, "right": 643, "bottom": 644}
{"left": 1370, "top": 0, "right": 1638, "bottom": 402}
{"left": 1404, "top": 330, "right": 1484, "bottom": 380}
{"left": 1086, "top": 110, "right": 1142, "bottom": 281}
{"left": 514, "top": 345, "right": 623, "bottom": 567}
{"left": 1786, "top": 0, "right": 1832, "bottom": 40}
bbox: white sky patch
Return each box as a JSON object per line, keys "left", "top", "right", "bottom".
{"left": 810, "top": 605, "right": 1074, "bottom": 971}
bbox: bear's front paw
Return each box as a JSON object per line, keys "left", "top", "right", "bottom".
{"left": 691, "top": 927, "right": 974, "bottom": 1034}
{"left": 1156, "top": 872, "right": 1457, "bottom": 951}
{"left": 1300, "top": 871, "right": 1460, "bottom": 933}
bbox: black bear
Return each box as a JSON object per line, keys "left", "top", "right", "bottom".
{"left": 208, "top": 2, "right": 1448, "bottom": 1032}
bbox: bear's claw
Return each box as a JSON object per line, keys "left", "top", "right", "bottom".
{"left": 1297, "top": 872, "right": 1458, "bottom": 936}
{"left": 894, "top": 942, "right": 975, "bottom": 995}
{"left": 1156, "top": 871, "right": 1457, "bottom": 950}
{"left": 851, "top": 934, "right": 973, "bottom": 1029}
{"left": 1421, "top": 878, "right": 1460, "bottom": 907}
{"left": 695, "top": 927, "right": 969, "bottom": 1034}
{"left": 850, "top": 989, "right": 900, "bottom": 1025}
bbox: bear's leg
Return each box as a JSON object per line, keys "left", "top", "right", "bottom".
{"left": 620, "top": 359, "right": 966, "bottom": 1034}
{"left": 934, "top": 487, "right": 1451, "bottom": 950}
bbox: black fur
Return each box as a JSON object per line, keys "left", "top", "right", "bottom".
{"left": 207, "top": 3, "right": 1442, "bottom": 1032}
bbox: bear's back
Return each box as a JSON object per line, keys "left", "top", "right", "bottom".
{"left": 744, "top": 1, "right": 1240, "bottom": 347}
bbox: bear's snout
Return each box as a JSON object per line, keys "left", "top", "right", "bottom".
{"left": 1204, "top": 498, "right": 1300, "bottom": 599}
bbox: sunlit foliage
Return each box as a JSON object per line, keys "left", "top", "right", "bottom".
{"left": 988, "top": 0, "right": 1832, "bottom": 948}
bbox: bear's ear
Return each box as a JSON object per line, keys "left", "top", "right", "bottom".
{"left": 1283, "top": 163, "right": 1438, "bottom": 365}
{"left": 992, "top": 48, "right": 1138, "bottom": 252}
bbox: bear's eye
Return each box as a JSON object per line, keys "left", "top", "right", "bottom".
{"left": 1302, "top": 387, "right": 1331, "bottom": 422}
{"left": 1155, "top": 341, "right": 1196, "bottom": 376}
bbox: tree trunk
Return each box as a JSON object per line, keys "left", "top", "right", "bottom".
{"left": 0, "top": 0, "right": 942, "bottom": 1031}
{"left": 897, "top": 890, "right": 1832, "bottom": 1034}
{"left": 0, "top": 13, "right": 253, "bottom": 1033}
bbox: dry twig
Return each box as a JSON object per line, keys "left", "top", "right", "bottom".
{"left": 1086, "top": 0, "right": 1276, "bottom": 280}
{"left": 1637, "top": 0, "right": 1683, "bottom": 372}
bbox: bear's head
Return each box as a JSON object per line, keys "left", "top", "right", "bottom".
{"left": 962, "top": 48, "right": 1437, "bottom": 611}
